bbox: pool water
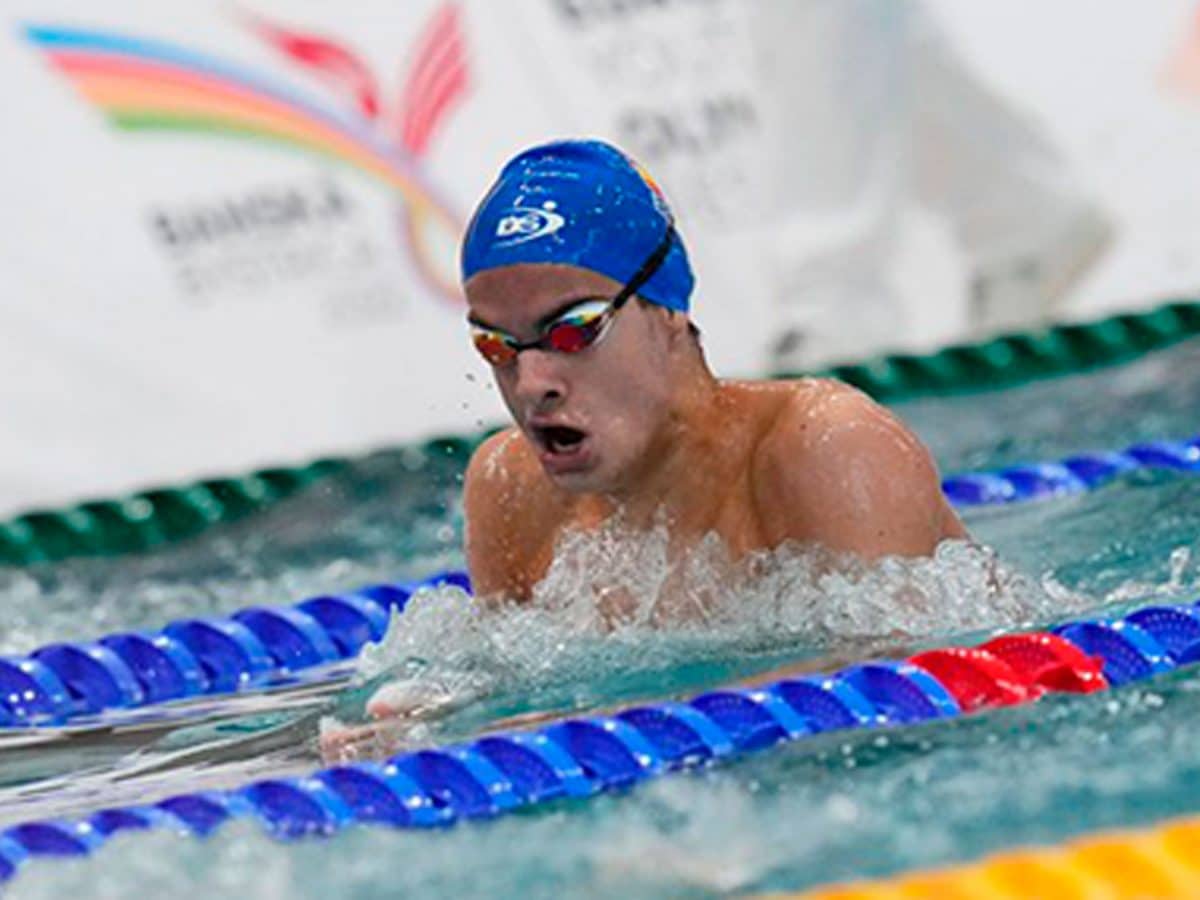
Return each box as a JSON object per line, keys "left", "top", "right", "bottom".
{"left": 4, "top": 337, "right": 1200, "bottom": 897}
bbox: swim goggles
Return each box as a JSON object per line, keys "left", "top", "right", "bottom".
{"left": 469, "top": 224, "right": 676, "bottom": 367}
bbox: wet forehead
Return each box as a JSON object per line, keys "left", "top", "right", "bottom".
{"left": 465, "top": 263, "right": 621, "bottom": 332}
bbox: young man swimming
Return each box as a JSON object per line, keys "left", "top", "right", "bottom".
{"left": 460, "top": 139, "right": 966, "bottom": 607}
{"left": 320, "top": 139, "right": 966, "bottom": 756}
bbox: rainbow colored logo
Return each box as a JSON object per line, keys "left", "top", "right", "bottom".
{"left": 23, "top": 6, "right": 471, "bottom": 303}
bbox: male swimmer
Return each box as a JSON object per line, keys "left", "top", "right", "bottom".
{"left": 321, "top": 139, "right": 966, "bottom": 758}
{"left": 461, "top": 139, "right": 966, "bottom": 603}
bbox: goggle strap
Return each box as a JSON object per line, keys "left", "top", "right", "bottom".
{"left": 611, "top": 223, "right": 676, "bottom": 310}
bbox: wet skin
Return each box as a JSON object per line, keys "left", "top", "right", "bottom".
{"left": 462, "top": 262, "right": 968, "bottom": 604}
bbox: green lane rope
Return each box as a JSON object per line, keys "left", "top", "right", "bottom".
{"left": 797, "top": 299, "right": 1200, "bottom": 401}
{"left": 0, "top": 438, "right": 480, "bottom": 566}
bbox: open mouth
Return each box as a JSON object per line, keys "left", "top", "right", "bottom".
{"left": 535, "top": 424, "right": 588, "bottom": 456}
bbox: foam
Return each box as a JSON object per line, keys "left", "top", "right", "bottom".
{"left": 346, "top": 522, "right": 1093, "bottom": 744}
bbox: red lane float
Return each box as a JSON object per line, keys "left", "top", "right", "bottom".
{"left": 908, "top": 647, "right": 1043, "bottom": 712}
{"left": 979, "top": 633, "right": 1108, "bottom": 694}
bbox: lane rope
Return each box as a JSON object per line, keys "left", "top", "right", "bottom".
{"left": 0, "top": 571, "right": 470, "bottom": 728}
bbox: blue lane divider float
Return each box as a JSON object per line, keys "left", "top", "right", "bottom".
{"left": 0, "top": 836, "right": 27, "bottom": 882}
{"left": 30, "top": 643, "right": 145, "bottom": 713}
{"left": 8, "top": 593, "right": 1200, "bottom": 886}
{"left": 836, "top": 662, "right": 961, "bottom": 724}
{"left": 0, "top": 571, "right": 471, "bottom": 728}
{"left": 940, "top": 434, "right": 1200, "bottom": 507}
{"left": 98, "top": 632, "right": 209, "bottom": 703}
{"left": 1053, "top": 619, "right": 1175, "bottom": 686}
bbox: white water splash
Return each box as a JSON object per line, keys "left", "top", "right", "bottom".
{"left": 348, "top": 523, "right": 1089, "bottom": 734}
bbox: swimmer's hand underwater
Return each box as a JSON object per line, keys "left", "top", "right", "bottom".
{"left": 319, "top": 679, "right": 464, "bottom": 763}
{"left": 318, "top": 644, "right": 902, "bottom": 765}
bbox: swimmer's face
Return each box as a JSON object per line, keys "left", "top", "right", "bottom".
{"left": 465, "top": 263, "right": 675, "bottom": 493}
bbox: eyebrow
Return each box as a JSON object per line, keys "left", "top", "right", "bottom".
{"left": 467, "top": 294, "right": 609, "bottom": 333}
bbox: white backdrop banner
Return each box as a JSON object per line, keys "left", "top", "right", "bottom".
{"left": 1, "top": 0, "right": 1198, "bottom": 514}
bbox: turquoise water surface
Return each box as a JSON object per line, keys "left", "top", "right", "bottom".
{"left": 4, "top": 337, "right": 1200, "bottom": 897}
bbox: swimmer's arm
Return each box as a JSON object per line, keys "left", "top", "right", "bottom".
{"left": 756, "top": 387, "right": 967, "bottom": 559}
{"left": 463, "top": 429, "right": 536, "bottom": 605}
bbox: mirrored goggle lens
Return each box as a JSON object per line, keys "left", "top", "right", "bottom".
{"left": 546, "top": 321, "right": 594, "bottom": 352}
{"left": 472, "top": 330, "right": 518, "bottom": 365}
{"left": 545, "top": 306, "right": 609, "bottom": 353}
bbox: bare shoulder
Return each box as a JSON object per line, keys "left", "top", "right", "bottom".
{"left": 759, "top": 378, "right": 921, "bottom": 459}
{"left": 464, "top": 428, "right": 531, "bottom": 500}
{"left": 463, "top": 428, "right": 561, "bottom": 602}
{"left": 752, "top": 378, "right": 966, "bottom": 557}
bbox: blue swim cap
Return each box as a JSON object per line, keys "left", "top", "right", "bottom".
{"left": 461, "top": 139, "right": 694, "bottom": 312}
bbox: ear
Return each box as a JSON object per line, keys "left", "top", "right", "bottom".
{"left": 662, "top": 309, "right": 694, "bottom": 345}
{"left": 634, "top": 298, "right": 689, "bottom": 347}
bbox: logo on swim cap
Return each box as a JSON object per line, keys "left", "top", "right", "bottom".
{"left": 493, "top": 201, "right": 565, "bottom": 246}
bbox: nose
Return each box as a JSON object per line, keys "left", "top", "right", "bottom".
{"left": 510, "top": 348, "right": 567, "bottom": 413}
